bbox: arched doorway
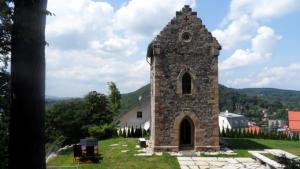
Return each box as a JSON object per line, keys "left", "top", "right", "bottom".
{"left": 179, "top": 117, "right": 194, "bottom": 149}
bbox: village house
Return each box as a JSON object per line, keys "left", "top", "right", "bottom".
{"left": 288, "top": 111, "right": 300, "bottom": 133}
{"left": 219, "top": 111, "right": 248, "bottom": 132}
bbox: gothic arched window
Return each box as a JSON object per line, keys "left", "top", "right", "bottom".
{"left": 182, "top": 72, "right": 191, "bottom": 94}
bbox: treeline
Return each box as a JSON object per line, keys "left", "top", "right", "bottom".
{"left": 220, "top": 128, "right": 300, "bottom": 141}
{"left": 119, "top": 84, "right": 300, "bottom": 124}
{"left": 45, "top": 82, "right": 121, "bottom": 147}
{"left": 219, "top": 85, "right": 299, "bottom": 123}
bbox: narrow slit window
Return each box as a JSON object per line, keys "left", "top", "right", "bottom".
{"left": 182, "top": 72, "right": 191, "bottom": 94}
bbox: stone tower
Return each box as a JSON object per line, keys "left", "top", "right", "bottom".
{"left": 146, "top": 5, "right": 221, "bottom": 152}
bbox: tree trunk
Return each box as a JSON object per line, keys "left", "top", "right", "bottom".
{"left": 10, "top": 0, "right": 47, "bottom": 168}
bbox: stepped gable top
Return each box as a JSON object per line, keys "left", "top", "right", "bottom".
{"left": 146, "top": 5, "right": 221, "bottom": 60}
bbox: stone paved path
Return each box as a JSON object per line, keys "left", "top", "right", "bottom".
{"left": 177, "top": 157, "right": 266, "bottom": 169}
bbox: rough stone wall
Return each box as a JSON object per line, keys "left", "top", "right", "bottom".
{"left": 148, "top": 5, "right": 221, "bottom": 152}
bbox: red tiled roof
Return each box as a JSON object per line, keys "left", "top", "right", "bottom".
{"left": 288, "top": 111, "right": 300, "bottom": 130}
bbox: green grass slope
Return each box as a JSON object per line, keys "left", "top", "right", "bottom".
{"left": 47, "top": 137, "right": 180, "bottom": 169}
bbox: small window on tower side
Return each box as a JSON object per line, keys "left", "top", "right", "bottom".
{"left": 182, "top": 72, "right": 191, "bottom": 94}
{"left": 137, "top": 111, "right": 142, "bottom": 118}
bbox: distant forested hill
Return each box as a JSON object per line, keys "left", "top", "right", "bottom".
{"left": 45, "top": 84, "right": 300, "bottom": 122}
{"left": 119, "top": 84, "right": 300, "bottom": 122}
{"left": 45, "top": 96, "right": 75, "bottom": 107}
{"left": 237, "top": 88, "right": 300, "bottom": 107}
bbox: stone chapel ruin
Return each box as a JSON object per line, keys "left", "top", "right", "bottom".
{"left": 146, "top": 5, "right": 221, "bottom": 152}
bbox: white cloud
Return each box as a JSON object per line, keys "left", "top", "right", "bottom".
{"left": 114, "top": 0, "right": 196, "bottom": 37}
{"left": 46, "top": 47, "right": 149, "bottom": 97}
{"left": 220, "top": 49, "right": 263, "bottom": 70}
{"left": 214, "top": 0, "right": 299, "bottom": 50}
{"left": 227, "top": 0, "right": 300, "bottom": 20}
{"left": 251, "top": 26, "right": 282, "bottom": 54}
{"left": 212, "top": 15, "right": 258, "bottom": 49}
{"left": 225, "top": 64, "right": 300, "bottom": 89}
{"left": 220, "top": 26, "right": 281, "bottom": 70}
{"left": 46, "top": 0, "right": 195, "bottom": 97}
{"left": 47, "top": 0, "right": 114, "bottom": 37}
{"left": 226, "top": 77, "right": 252, "bottom": 86}
{"left": 253, "top": 64, "right": 300, "bottom": 87}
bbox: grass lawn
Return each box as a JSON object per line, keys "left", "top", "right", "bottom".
{"left": 47, "top": 137, "right": 180, "bottom": 169}
{"left": 47, "top": 137, "right": 300, "bottom": 168}
{"left": 222, "top": 138, "right": 300, "bottom": 157}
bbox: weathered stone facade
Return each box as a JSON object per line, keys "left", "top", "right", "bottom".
{"left": 147, "top": 5, "right": 221, "bottom": 152}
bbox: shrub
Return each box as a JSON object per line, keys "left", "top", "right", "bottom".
{"left": 276, "top": 155, "right": 300, "bottom": 169}
{"left": 221, "top": 127, "right": 226, "bottom": 137}
{"left": 88, "top": 123, "right": 117, "bottom": 140}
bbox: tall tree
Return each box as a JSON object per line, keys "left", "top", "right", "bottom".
{"left": 9, "top": 0, "right": 47, "bottom": 168}
{"left": 46, "top": 99, "right": 88, "bottom": 144}
{"left": 0, "top": 0, "right": 12, "bottom": 168}
{"left": 107, "top": 82, "right": 121, "bottom": 116}
{"left": 85, "top": 91, "right": 112, "bottom": 125}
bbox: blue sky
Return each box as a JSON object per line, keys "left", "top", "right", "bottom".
{"left": 45, "top": 0, "right": 300, "bottom": 97}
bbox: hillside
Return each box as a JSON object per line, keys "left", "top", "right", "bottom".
{"left": 45, "top": 84, "right": 300, "bottom": 121}
{"left": 119, "top": 84, "right": 300, "bottom": 121}
{"left": 237, "top": 88, "right": 300, "bottom": 107}
{"left": 119, "top": 84, "right": 150, "bottom": 116}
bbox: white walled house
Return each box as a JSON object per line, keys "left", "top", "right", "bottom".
{"left": 118, "top": 96, "right": 150, "bottom": 129}
{"left": 219, "top": 111, "right": 248, "bottom": 132}
{"left": 119, "top": 101, "right": 248, "bottom": 133}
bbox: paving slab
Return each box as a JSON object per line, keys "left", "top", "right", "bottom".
{"left": 194, "top": 161, "right": 209, "bottom": 166}
{"left": 210, "top": 161, "right": 227, "bottom": 167}
{"left": 180, "top": 165, "right": 189, "bottom": 169}
{"left": 235, "top": 158, "right": 256, "bottom": 163}
{"left": 178, "top": 157, "right": 193, "bottom": 161}
{"left": 225, "top": 158, "right": 239, "bottom": 164}
{"left": 178, "top": 160, "right": 195, "bottom": 165}
{"left": 188, "top": 165, "right": 200, "bottom": 169}
{"left": 177, "top": 157, "right": 266, "bottom": 169}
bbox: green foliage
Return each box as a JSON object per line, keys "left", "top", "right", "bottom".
{"left": 46, "top": 98, "right": 88, "bottom": 144}
{"left": 107, "top": 82, "right": 121, "bottom": 116}
{"left": 275, "top": 155, "right": 300, "bottom": 169}
{"left": 118, "top": 84, "right": 300, "bottom": 123}
{"left": 122, "top": 128, "right": 127, "bottom": 138}
{"left": 84, "top": 91, "right": 112, "bottom": 125}
{"left": 221, "top": 127, "right": 226, "bottom": 137}
{"left": 143, "top": 129, "right": 150, "bottom": 138}
{"left": 0, "top": 0, "right": 12, "bottom": 70}
{"left": 119, "top": 84, "right": 150, "bottom": 117}
{"left": 0, "top": 0, "right": 12, "bottom": 168}
{"left": 221, "top": 128, "right": 300, "bottom": 141}
{"left": 88, "top": 124, "right": 117, "bottom": 140}
{"left": 46, "top": 91, "right": 113, "bottom": 145}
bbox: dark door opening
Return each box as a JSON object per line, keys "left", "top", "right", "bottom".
{"left": 180, "top": 118, "right": 194, "bottom": 149}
